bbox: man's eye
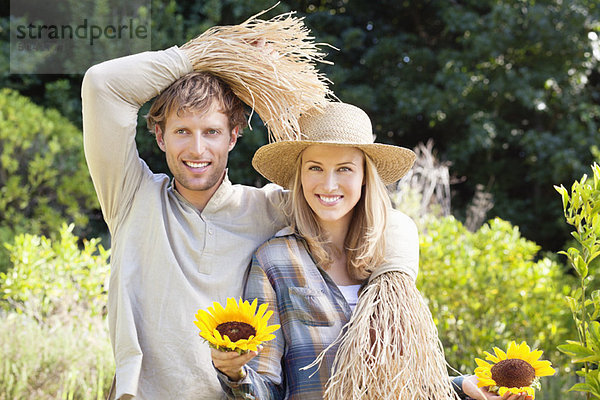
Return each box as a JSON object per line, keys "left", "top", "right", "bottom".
{"left": 176, "top": 129, "right": 187, "bottom": 135}
{"left": 207, "top": 129, "right": 219, "bottom": 135}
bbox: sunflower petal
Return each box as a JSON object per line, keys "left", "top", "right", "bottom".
{"left": 249, "top": 298, "right": 258, "bottom": 316}
{"left": 475, "top": 358, "right": 491, "bottom": 368}
{"left": 478, "top": 378, "right": 496, "bottom": 387}
{"left": 493, "top": 346, "right": 507, "bottom": 360}
{"left": 534, "top": 361, "right": 556, "bottom": 377}
{"left": 262, "top": 310, "right": 274, "bottom": 322}
{"left": 506, "top": 341, "right": 518, "bottom": 358}
{"left": 519, "top": 341, "right": 531, "bottom": 354}
{"left": 256, "top": 303, "right": 269, "bottom": 319}
{"left": 525, "top": 349, "right": 543, "bottom": 364}
{"left": 484, "top": 350, "right": 499, "bottom": 363}
{"left": 499, "top": 387, "right": 519, "bottom": 396}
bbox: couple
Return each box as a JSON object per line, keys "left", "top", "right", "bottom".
{"left": 82, "top": 15, "right": 531, "bottom": 400}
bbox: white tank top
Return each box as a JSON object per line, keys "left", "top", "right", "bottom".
{"left": 338, "top": 284, "right": 361, "bottom": 311}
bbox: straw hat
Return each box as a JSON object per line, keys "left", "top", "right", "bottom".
{"left": 252, "top": 102, "right": 416, "bottom": 188}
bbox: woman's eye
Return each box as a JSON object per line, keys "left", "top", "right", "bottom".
{"left": 339, "top": 167, "right": 351, "bottom": 172}
{"left": 308, "top": 166, "right": 322, "bottom": 171}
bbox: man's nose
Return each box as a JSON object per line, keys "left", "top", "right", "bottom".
{"left": 189, "top": 133, "right": 206, "bottom": 155}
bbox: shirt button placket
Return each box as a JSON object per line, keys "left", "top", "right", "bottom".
{"left": 205, "top": 222, "right": 216, "bottom": 256}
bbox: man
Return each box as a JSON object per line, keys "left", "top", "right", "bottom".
{"left": 83, "top": 42, "right": 289, "bottom": 399}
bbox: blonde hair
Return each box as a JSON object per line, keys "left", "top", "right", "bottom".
{"left": 288, "top": 150, "right": 390, "bottom": 281}
{"left": 145, "top": 71, "right": 248, "bottom": 136}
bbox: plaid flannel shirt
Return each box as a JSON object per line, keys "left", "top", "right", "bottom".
{"left": 217, "top": 227, "right": 352, "bottom": 400}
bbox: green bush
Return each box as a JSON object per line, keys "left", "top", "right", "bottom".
{"left": 0, "top": 88, "right": 98, "bottom": 270}
{"left": 0, "top": 223, "right": 110, "bottom": 321}
{"left": 555, "top": 163, "right": 600, "bottom": 397}
{"left": 418, "top": 216, "right": 574, "bottom": 374}
{"left": 0, "top": 223, "right": 113, "bottom": 399}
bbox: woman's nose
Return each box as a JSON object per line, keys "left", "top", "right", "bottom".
{"left": 323, "top": 171, "right": 338, "bottom": 191}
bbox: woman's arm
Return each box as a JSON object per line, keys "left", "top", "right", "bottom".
{"left": 214, "top": 255, "right": 286, "bottom": 399}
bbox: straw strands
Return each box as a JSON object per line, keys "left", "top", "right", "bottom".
{"left": 181, "top": 6, "right": 334, "bottom": 142}
{"left": 304, "top": 271, "right": 459, "bottom": 400}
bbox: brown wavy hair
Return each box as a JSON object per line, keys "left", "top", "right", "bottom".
{"left": 145, "top": 71, "right": 248, "bottom": 136}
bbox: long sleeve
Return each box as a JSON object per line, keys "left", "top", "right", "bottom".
{"left": 217, "top": 256, "right": 286, "bottom": 400}
{"left": 371, "top": 208, "right": 420, "bottom": 282}
{"left": 81, "top": 47, "right": 192, "bottom": 227}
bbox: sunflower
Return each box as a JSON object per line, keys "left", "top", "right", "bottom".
{"left": 194, "top": 297, "right": 280, "bottom": 354}
{"left": 474, "top": 341, "right": 555, "bottom": 399}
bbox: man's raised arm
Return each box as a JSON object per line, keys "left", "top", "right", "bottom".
{"left": 81, "top": 47, "right": 192, "bottom": 225}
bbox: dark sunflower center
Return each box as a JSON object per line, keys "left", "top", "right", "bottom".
{"left": 490, "top": 358, "right": 536, "bottom": 388}
{"left": 216, "top": 321, "right": 256, "bottom": 342}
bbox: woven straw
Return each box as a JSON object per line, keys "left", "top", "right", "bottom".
{"left": 252, "top": 102, "right": 416, "bottom": 188}
{"left": 303, "top": 271, "right": 460, "bottom": 400}
{"left": 180, "top": 6, "right": 333, "bottom": 141}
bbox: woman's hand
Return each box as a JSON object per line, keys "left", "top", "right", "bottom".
{"left": 211, "top": 346, "right": 262, "bottom": 381}
{"left": 462, "top": 375, "right": 533, "bottom": 400}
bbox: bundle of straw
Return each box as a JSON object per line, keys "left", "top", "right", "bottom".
{"left": 180, "top": 5, "right": 333, "bottom": 142}
{"left": 304, "top": 271, "right": 459, "bottom": 400}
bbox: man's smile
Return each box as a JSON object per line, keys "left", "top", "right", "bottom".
{"left": 184, "top": 161, "right": 210, "bottom": 169}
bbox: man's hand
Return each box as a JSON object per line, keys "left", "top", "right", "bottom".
{"left": 252, "top": 38, "right": 279, "bottom": 58}
{"left": 462, "top": 375, "right": 533, "bottom": 400}
{"left": 211, "top": 346, "right": 262, "bottom": 381}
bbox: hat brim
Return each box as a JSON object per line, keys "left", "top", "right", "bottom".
{"left": 252, "top": 141, "right": 416, "bottom": 189}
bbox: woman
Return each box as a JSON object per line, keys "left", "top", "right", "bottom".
{"left": 211, "top": 102, "right": 531, "bottom": 400}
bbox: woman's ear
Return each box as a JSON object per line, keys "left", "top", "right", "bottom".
{"left": 155, "top": 124, "right": 166, "bottom": 152}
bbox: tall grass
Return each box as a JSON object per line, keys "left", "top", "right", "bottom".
{"left": 0, "top": 224, "right": 113, "bottom": 399}
{"left": 0, "top": 310, "right": 113, "bottom": 400}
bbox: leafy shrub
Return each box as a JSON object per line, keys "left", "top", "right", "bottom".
{"left": 0, "top": 223, "right": 112, "bottom": 399}
{"left": 555, "top": 163, "right": 600, "bottom": 397}
{"left": 418, "top": 216, "right": 574, "bottom": 373}
{"left": 0, "top": 223, "right": 110, "bottom": 322}
{"left": 0, "top": 88, "right": 98, "bottom": 270}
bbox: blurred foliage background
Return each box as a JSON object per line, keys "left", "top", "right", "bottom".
{"left": 1, "top": 0, "right": 599, "bottom": 257}
{"left": 1, "top": 0, "right": 599, "bottom": 398}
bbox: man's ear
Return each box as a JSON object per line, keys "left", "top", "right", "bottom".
{"left": 228, "top": 126, "right": 239, "bottom": 151}
{"left": 155, "top": 124, "right": 166, "bottom": 152}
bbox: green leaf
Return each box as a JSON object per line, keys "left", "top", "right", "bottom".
{"left": 575, "top": 255, "right": 589, "bottom": 278}
{"left": 555, "top": 184, "right": 569, "bottom": 212}
{"left": 566, "top": 296, "right": 578, "bottom": 313}
{"left": 588, "top": 321, "right": 600, "bottom": 350}
{"left": 569, "top": 382, "right": 594, "bottom": 393}
{"left": 558, "top": 341, "right": 596, "bottom": 362}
